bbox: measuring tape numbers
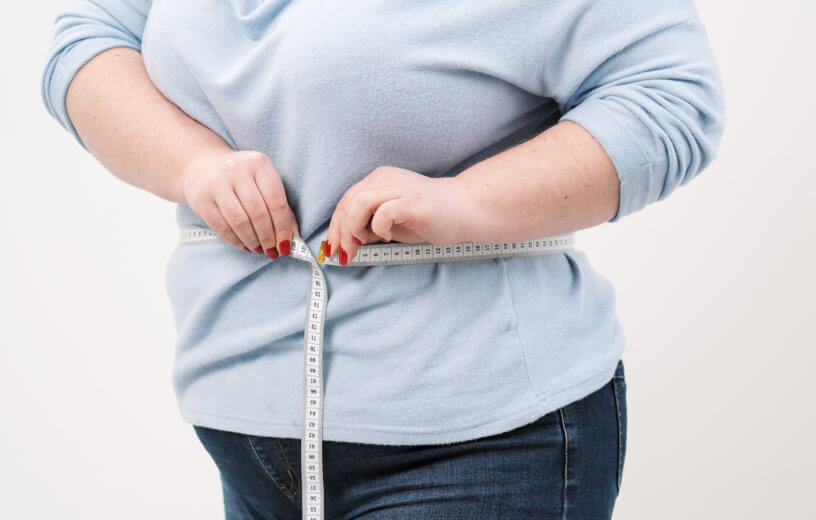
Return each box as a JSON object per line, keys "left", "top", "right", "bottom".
{"left": 178, "top": 226, "right": 576, "bottom": 520}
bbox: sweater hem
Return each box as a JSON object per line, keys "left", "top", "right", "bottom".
{"left": 178, "top": 356, "right": 622, "bottom": 446}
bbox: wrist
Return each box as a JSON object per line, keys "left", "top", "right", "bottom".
{"left": 176, "top": 145, "right": 234, "bottom": 204}
{"left": 441, "top": 174, "right": 482, "bottom": 244}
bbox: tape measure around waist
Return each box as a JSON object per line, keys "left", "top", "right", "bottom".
{"left": 178, "top": 225, "right": 576, "bottom": 520}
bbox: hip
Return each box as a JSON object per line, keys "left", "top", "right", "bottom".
{"left": 192, "top": 359, "right": 627, "bottom": 519}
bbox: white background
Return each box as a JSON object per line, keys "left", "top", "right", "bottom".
{"left": 1, "top": 1, "right": 814, "bottom": 518}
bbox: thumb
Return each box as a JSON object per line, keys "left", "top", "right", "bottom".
{"left": 370, "top": 197, "right": 420, "bottom": 241}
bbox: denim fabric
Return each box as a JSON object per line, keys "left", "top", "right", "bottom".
{"left": 193, "top": 360, "right": 626, "bottom": 519}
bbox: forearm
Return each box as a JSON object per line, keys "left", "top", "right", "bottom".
{"left": 452, "top": 120, "right": 620, "bottom": 243}
{"left": 65, "top": 47, "right": 232, "bottom": 203}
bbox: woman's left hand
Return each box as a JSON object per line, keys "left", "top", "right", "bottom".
{"left": 325, "top": 166, "right": 474, "bottom": 265}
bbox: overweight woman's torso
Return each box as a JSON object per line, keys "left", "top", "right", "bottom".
{"left": 145, "top": 0, "right": 624, "bottom": 443}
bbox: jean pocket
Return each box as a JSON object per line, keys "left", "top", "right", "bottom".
{"left": 193, "top": 426, "right": 301, "bottom": 503}
{"left": 612, "top": 360, "right": 627, "bottom": 492}
{"left": 246, "top": 434, "right": 301, "bottom": 502}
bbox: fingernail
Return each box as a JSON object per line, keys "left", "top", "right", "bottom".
{"left": 254, "top": 246, "right": 264, "bottom": 254}
{"left": 339, "top": 247, "right": 348, "bottom": 266}
{"left": 352, "top": 236, "right": 363, "bottom": 246}
{"left": 242, "top": 246, "right": 251, "bottom": 252}
{"left": 325, "top": 241, "right": 332, "bottom": 257}
{"left": 279, "top": 239, "right": 291, "bottom": 256}
{"left": 265, "top": 247, "right": 279, "bottom": 260}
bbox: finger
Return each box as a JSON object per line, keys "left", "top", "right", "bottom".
{"left": 198, "top": 201, "right": 246, "bottom": 251}
{"left": 354, "top": 226, "right": 379, "bottom": 246}
{"left": 214, "top": 188, "right": 262, "bottom": 252}
{"left": 327, "top": 195, "right": 363, "bottom": 263}
{"left": 325, "top": 175, "right": 373, "bottom": 258}
{"left": 326, "top": 201, "right": 344, "bottom": 259}
{"left": 234, "top": 178, "right": 278, "bottom": 257}
{"left": 343, "top": 189, "right": 392, "bottom": 261}
{"left": 345, "top": 188, "right": 390, "bottom": 237}
{"left": 254, "top": 165, "right": 296, "bottom": 256}
{"left": 359, "top": 219, "right": 383, "bottom": 243}
{"left": 370, "top": 197, "right": 418, "bottom": 242}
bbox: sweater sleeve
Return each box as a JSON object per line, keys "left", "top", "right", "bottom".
{"left": 548, "top": 0, "right": 725, "bottom": 222}
{"left": 41, "top": 0, "right": 153, "bottom": 148}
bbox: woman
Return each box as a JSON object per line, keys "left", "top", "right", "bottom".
{"left": 42, "top": 1, "right": 724, "bottom": 518}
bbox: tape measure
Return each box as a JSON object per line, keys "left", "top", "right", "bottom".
{"left": 178, "top": 225, "right": 576, "bottom": 520}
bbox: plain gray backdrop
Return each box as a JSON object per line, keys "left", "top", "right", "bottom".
{"left": 1, "top": 1, "right": 814, "bottom": 518}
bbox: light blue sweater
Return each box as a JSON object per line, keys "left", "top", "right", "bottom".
{"left": 42, "top": 0, "right": 724, "bottom": 444}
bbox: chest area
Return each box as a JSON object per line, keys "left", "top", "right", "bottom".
{"left": 142, "top": 1, "right": 550, "bottom": 169}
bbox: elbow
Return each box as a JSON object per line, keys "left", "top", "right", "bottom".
{"left": 41, "top": 40, "right": 71, "bottom": 127}
{"left": 654, "top": 65, "right": 726, "bottom": 203}
{"left": 606, "top": 65, "right": 725, "bottom": 211}
{"left": 40, "top": 43, "right": 84, "bottom": 138}
{"left": 558, "top": 14, "right": 727, "bottom": 222}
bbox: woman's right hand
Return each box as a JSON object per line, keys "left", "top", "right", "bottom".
{"left": 181, "top": 149, "right": 300, "bottom": 259}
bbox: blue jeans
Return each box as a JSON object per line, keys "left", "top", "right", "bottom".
{"left": 193, "top": 360, "right": 627, "bottom": 519}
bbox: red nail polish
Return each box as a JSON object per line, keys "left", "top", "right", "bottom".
{"left": 265, "top": 247, "right": 279, "bottom": 260}
{"left": 254, "top": 246, "right": 264, "bottom": 254}
{"left": 339, "top": 248, "right": 348, "bottom": 266}
{"left": 325, "top": 241, "right": 332, "bottom": 256}
{"left": 353, "top": 236, "right": 363, "bottom": 246}
{"left": 279, "top": 240, "right": 291, "bottom": 256}
{"left": 242, "top": 246, "right": 251, "bottom": 252}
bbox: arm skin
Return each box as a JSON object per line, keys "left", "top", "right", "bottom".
{"left": 450, "top": 119, "right": 620, "bottom": 244}
{"left": 65, "top": 47, "right": 226, "bottom": 204}
{"left": 323, "top": 121, "right": 619, "bottom": 265}
{"left": 65, "top": 47, "right": 300, "bottom": 257}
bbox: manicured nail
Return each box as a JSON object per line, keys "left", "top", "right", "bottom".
{"left": 352, "top": 236, "right": 363, "bottom": 246}
{"left": 338, "top": 248, "right": 348, "bottom": 266}
{"left": 325, "top": 241, "right": 332, "bottom": 257}
{"left": 265, "top": 247, "right": 279, "bottom": 260}
{"left": 242, "top": 246, "right": 251, "bottom": 252}
{"left": 279, "top": 239, "right": 291, "bottom": 256}
{"left": 254, "top": 246, "right": 264, "bottom": 254}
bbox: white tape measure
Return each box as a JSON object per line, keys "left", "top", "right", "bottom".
{"left": 178, "top": 226, "right": 576, "bottom": 520}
